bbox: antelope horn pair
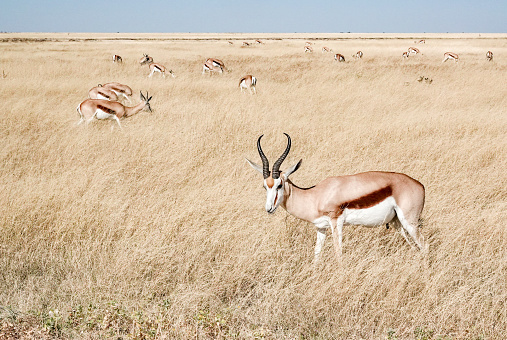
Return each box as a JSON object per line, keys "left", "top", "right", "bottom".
{"left": 257, "top": 133, "right": 291, "bottom": 179}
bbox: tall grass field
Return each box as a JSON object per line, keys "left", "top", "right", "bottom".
{"left": 0, "top": 33, "right": 506, "bottom": 339}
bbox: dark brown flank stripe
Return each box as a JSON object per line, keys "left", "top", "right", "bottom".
{"left": 111, "top": 86, "right": 125, "bottom": 94}
{"left": 154, "top": 65, "right": 162, "bottom": 71}
{"left": 98, "top": 91, "right": 110, "bottom": 99}
{"left": 97, "top": 105, "right": 116, "bottom": 115}
{"left": 340, "top": 186, "right": 393, "bottom": 210}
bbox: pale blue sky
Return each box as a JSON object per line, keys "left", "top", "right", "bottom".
{"left": 1, "top": 1, "right": 505, "bottom": 33}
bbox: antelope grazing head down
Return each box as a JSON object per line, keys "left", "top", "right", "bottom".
{"left": 246, "top": 133, "right": 302, "bottom": 214}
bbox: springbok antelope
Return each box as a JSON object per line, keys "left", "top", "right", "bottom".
{"left": 352, "top": 51, "right": 363, "bottom": 59}
{"left": 243, "top": 41, "right": 251, "bottom": 47}
{"left": 147, "top": 62, "right": 175, "bottom": 78}
{"left": 486, "top": 51, "right": 493, "bottom": 61}
{"left": 304, "top": 46, "right": 313, "bottom": 53}
{"left": 255, "top": 40, "right": 264, "bottom": 44}
{"left": 99, "top": 82, "right": 133, "bottom": 103}
{"left": 334, "top": 53, "right": 345, "bottom": 62}
{"left": 89, "top": 86, "right": 119, "bottom": 101}
{"left": 139, "top": 54, "right": 153, "bottom": 65}
{"left": 239, "top": 75, "right": 257, "bottom": 94}
{"left": 408, "top": 47, "right": 420, "bottom": 55}
{"left": 202, "top": 58, "right": 227, "bottom": 75}
{"left": 402, "top": 51, "right": 409, "bottom": 59}
{"left": 246, "top": 134, "right": 426, "bottom": 260}
{"left": 442, "top": 52, "right": 459, "bottom": 62}
{"left": 77, "top": 91, "right": 152, "bottom": 129}
{"left": 322, "top": 46, "right": 332, "bottom": 53}
{"left": 416, "top": 39, "right": 425, "bottom": 44}
{"left": 228, "top": 41, "right": 234, "bottom": 45}
{"left": 113, "top": 55, "right": 122, "bottom": 63}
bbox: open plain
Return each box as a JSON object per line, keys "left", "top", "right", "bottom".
{"left": 0, "top": 33, "right": 506, "bottom": 339}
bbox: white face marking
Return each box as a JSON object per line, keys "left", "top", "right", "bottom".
{"left": 264, "top": 177, "right": 284, "bottom": 214}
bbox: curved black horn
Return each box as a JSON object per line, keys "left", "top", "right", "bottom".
{"left": 272, "top": 133, "right": 291, "bottom": 179}
{"left": 257, "top": 135, "right": 270, "bottom": 179}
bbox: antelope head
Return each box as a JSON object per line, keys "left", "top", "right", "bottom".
{"left": 246, "top": 133, "right": 302, "bottom": 214}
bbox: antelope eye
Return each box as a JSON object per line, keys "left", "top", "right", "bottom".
{"left": 277, "top": 184, "right": 283, "bottom": 190}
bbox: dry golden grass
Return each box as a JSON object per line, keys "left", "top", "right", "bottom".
{"left": 0, "top": 33, "right": 506, "bottom": 339}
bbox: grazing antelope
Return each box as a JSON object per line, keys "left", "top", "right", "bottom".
{"left": 113, "top": 55, "right": 122, "bottom": 63}
{"left": 99, "top": 82, "right": 133, "bottom": 103}
{"left": 88, "top": 86, "right": 119, "bottom": 101}
{"left": 243, "top": 41, "right": 251, "bottom": 47}
{"left": 322, "top": 46, "right": 332, "bottom": 53}
{"left": 147, "top": 62, "right": 175, "bottom": 78}
{"left": 442, "top": 52, "right": 459, "bottom": 62}
{"left": 239, "top": 75, "right": 257, "bottom": 94}
{"left": 416, "top": 39, "right": 425, "bottom": 44}
{"left": 228, "top": 41, "right": 234, "bottom": 45}
{"left": 139, "top": 54, "right": 153, "bottom": 65}
{"left": 352, "top": 51, "right": 363, "bottom": 59}
{"left": 402, "top": 51, "right": 409, "bottom": 59}
{"left": 304, "top": 46, "right": 313, "bottom": 53}
{"left": 246, "top": 134, "right": 426, "bottom": 260}
{"left": 486, "top": 51, "right": 493, "bottom": 61}
{"left": 202, "top": 58, "right": 227, "bottom": 75}
{"left": 255, "top": 40, "right": 264, "bottom": 44}
{"left": 77, "top": 91, "right": 152, "bottom": 129}
{"left": 408, "top": 47, "right": 420, "bottom": 55}
{"left": 334, "top": 53, "right": 345, "bottom": 62}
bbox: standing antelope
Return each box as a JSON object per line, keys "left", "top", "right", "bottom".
{"left": 239, "top": 75, "right": 257, "bottom": 94}
{"left": 352, "top": 51, "right": 363, "bottom": 59}
{"left": 147, "top": 62, "right": 175, "bottom": 78}
{"left": 99, "top": 82, "right": 133, "bottom": 103}
{"left": 243, "top": 41, "right": 251, "bottom": 47}
{"left": 140, "top": 54, "right": 153, "bottom": 65}
{"left": 402, "top": 51, "right": 409, "bottom": 59}
{"left": 322, "top": 46, "right": 332, "bottom": 53}
{"left": 304, "top": 46, "right": 313, "bottom": 53}
{"left": 113, "top": 55, "right": 122, "bottom": 63}
{"left": 334, "top": 53, "right": 345, "bottom": 62}
{"left": 202, "top": 58, "right": 227, "bottom": 74}
{"left": 442, "top": 52, "right": 459, "bottom": 62}
{"left": 408, "top": 47, "right": 420, "bottom": 55}
{"left": 486, "top": 51, "right": 493, "bottom": 61}
{"left": 77, "top": 91, "right": 152, "bottom": 129}
{"left": 416, "top": 39, "right": 425, "bottom": 44}
{"left": 89, "top": 86, "right": 119, "bottom": 101}
{"left": 255, "top": 40, "right": 264, "bottom": 44}
{"left": 246, "top": 134, "right": 426, "bottom": 260}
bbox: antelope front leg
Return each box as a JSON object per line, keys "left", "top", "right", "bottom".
{"left": 332, "top": 216, "right": 344, "bottom": 257}
{"left": 313, "top": 228, "right": 327, "bottom": 262}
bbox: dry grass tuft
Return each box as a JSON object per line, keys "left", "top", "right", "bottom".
{"left": 1, "top": 33, "right": 506, "bottom": 339}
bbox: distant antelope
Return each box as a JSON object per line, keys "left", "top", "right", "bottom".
{"left": 99, "top": 82, "right": 133, "bottom": 103}
{"left": 402, "top": 51, "right": 409, "bottom": 59}
{"left": 352, "top": 51, "right": 363, "bottom": 59}
{"left": 89, "top": 86, "right": 119, "bottom": 101}
{"left": 442, "top": 52, "right": 459, "bottom": 62}
{"left": 147, "top": 62, "right": 175, "bottom": 78}
{"left": 486, "top": 51, "right": 493, "bottom": 61}
{"left": 334, "top": 53, "right": 345, "bottom": 62}
{"left": 139, "top": 54, "right": 153, "bottom": 65}
{"left": 246, "top": 133, "right": 426, "bottom": 259}
{"left": 255, "top": 40, "right": 264, "bottom": 44}
{"left": 305, "top": 41, "right": 313, "bottom": 45}
{"left": 239, "top": 75, "right": 257, "bottom": 94}
{"left": 243, "top": 41, "right": 251, "bottom": 47}
{"left": 416, "top": 39, "right": 425, "bottom": 44}
{"left": 228, "top": 41, "right": 234, "bottom": 45}
{"left": 304, "top": 46, "right": 313, "bottom": 53}
{"left": 112, "top": 55, "right": 122, "bottom": 63}
{"left": 77, "top": 91, "right": 152, "bottom": 129}
{"left": 322, "top": 46, "right": 332, "bottom": 53}
{"left": 1, "top": 70, "right": 6, "bottom": 79}
{"left": 202, "top": 58, "right": 227, "bottom": 74}
{"left": 408, "top": 47, "right": 420, "bottom": 55}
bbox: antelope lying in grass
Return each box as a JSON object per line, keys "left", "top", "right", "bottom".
{"left": 77, "top": 91, "right": 152, "bottom": 129}
{"left": 247, "top": 134, "right": 426, "bottom": 260}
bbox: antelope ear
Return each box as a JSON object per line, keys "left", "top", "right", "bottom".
{"left": 282, "top": 159, "right": 302, "bottom": 179}
{"left": 246, "top": 158, "right": 263, "bottom": 176}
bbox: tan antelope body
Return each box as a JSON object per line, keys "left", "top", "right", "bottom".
{"left": 334, "top": 53, "right": 345, "bottom": 62}
{"left": 77, "top": 91, "right": 152, "bottom": 129}
{"left": 239, "top": 75, "right": 257, "bottom": 94}
{"left": 353, "top": 51, "right": 363, "bottom": 59}
{"left": 89, "top": 86, "right": 119, "bottom": 101}
{"left": 408, "top": 47, "right": 420, "bottom": 55}
{"left": 304, "top": 46, "right": 313, "bottom": 53}
{"left": 202, "top": 58, "right": 226, "bottom": 74}
{"left": 247, "top": 134, "right": 426, "bottom": 260}
{"left": 322, "top": 46, "right": 332, "bottom": 53}
{"left": 148, "top": 62, "right": 174, "bottom": 78}
{"left": 99, "top": 82, "right": 133, "bottom": 103}
{"left": 486, "top": 51, "right": 493, "bottom": 61}
{"left": 113, "top": 55, "right": 122, "bottom": 63}
{"left": 443, "top": 52, "right": 459, "bottom": 62}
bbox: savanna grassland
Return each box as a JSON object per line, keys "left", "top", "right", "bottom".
{"left": 0, "top": 33, "right": 506, "bottom": 339}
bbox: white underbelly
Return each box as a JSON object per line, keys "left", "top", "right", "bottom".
{"left": 343, "top": 196, "right": 397, "bottom": 227}
{"left": 95, "top": 110, "right": 114, "bottom": 120}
